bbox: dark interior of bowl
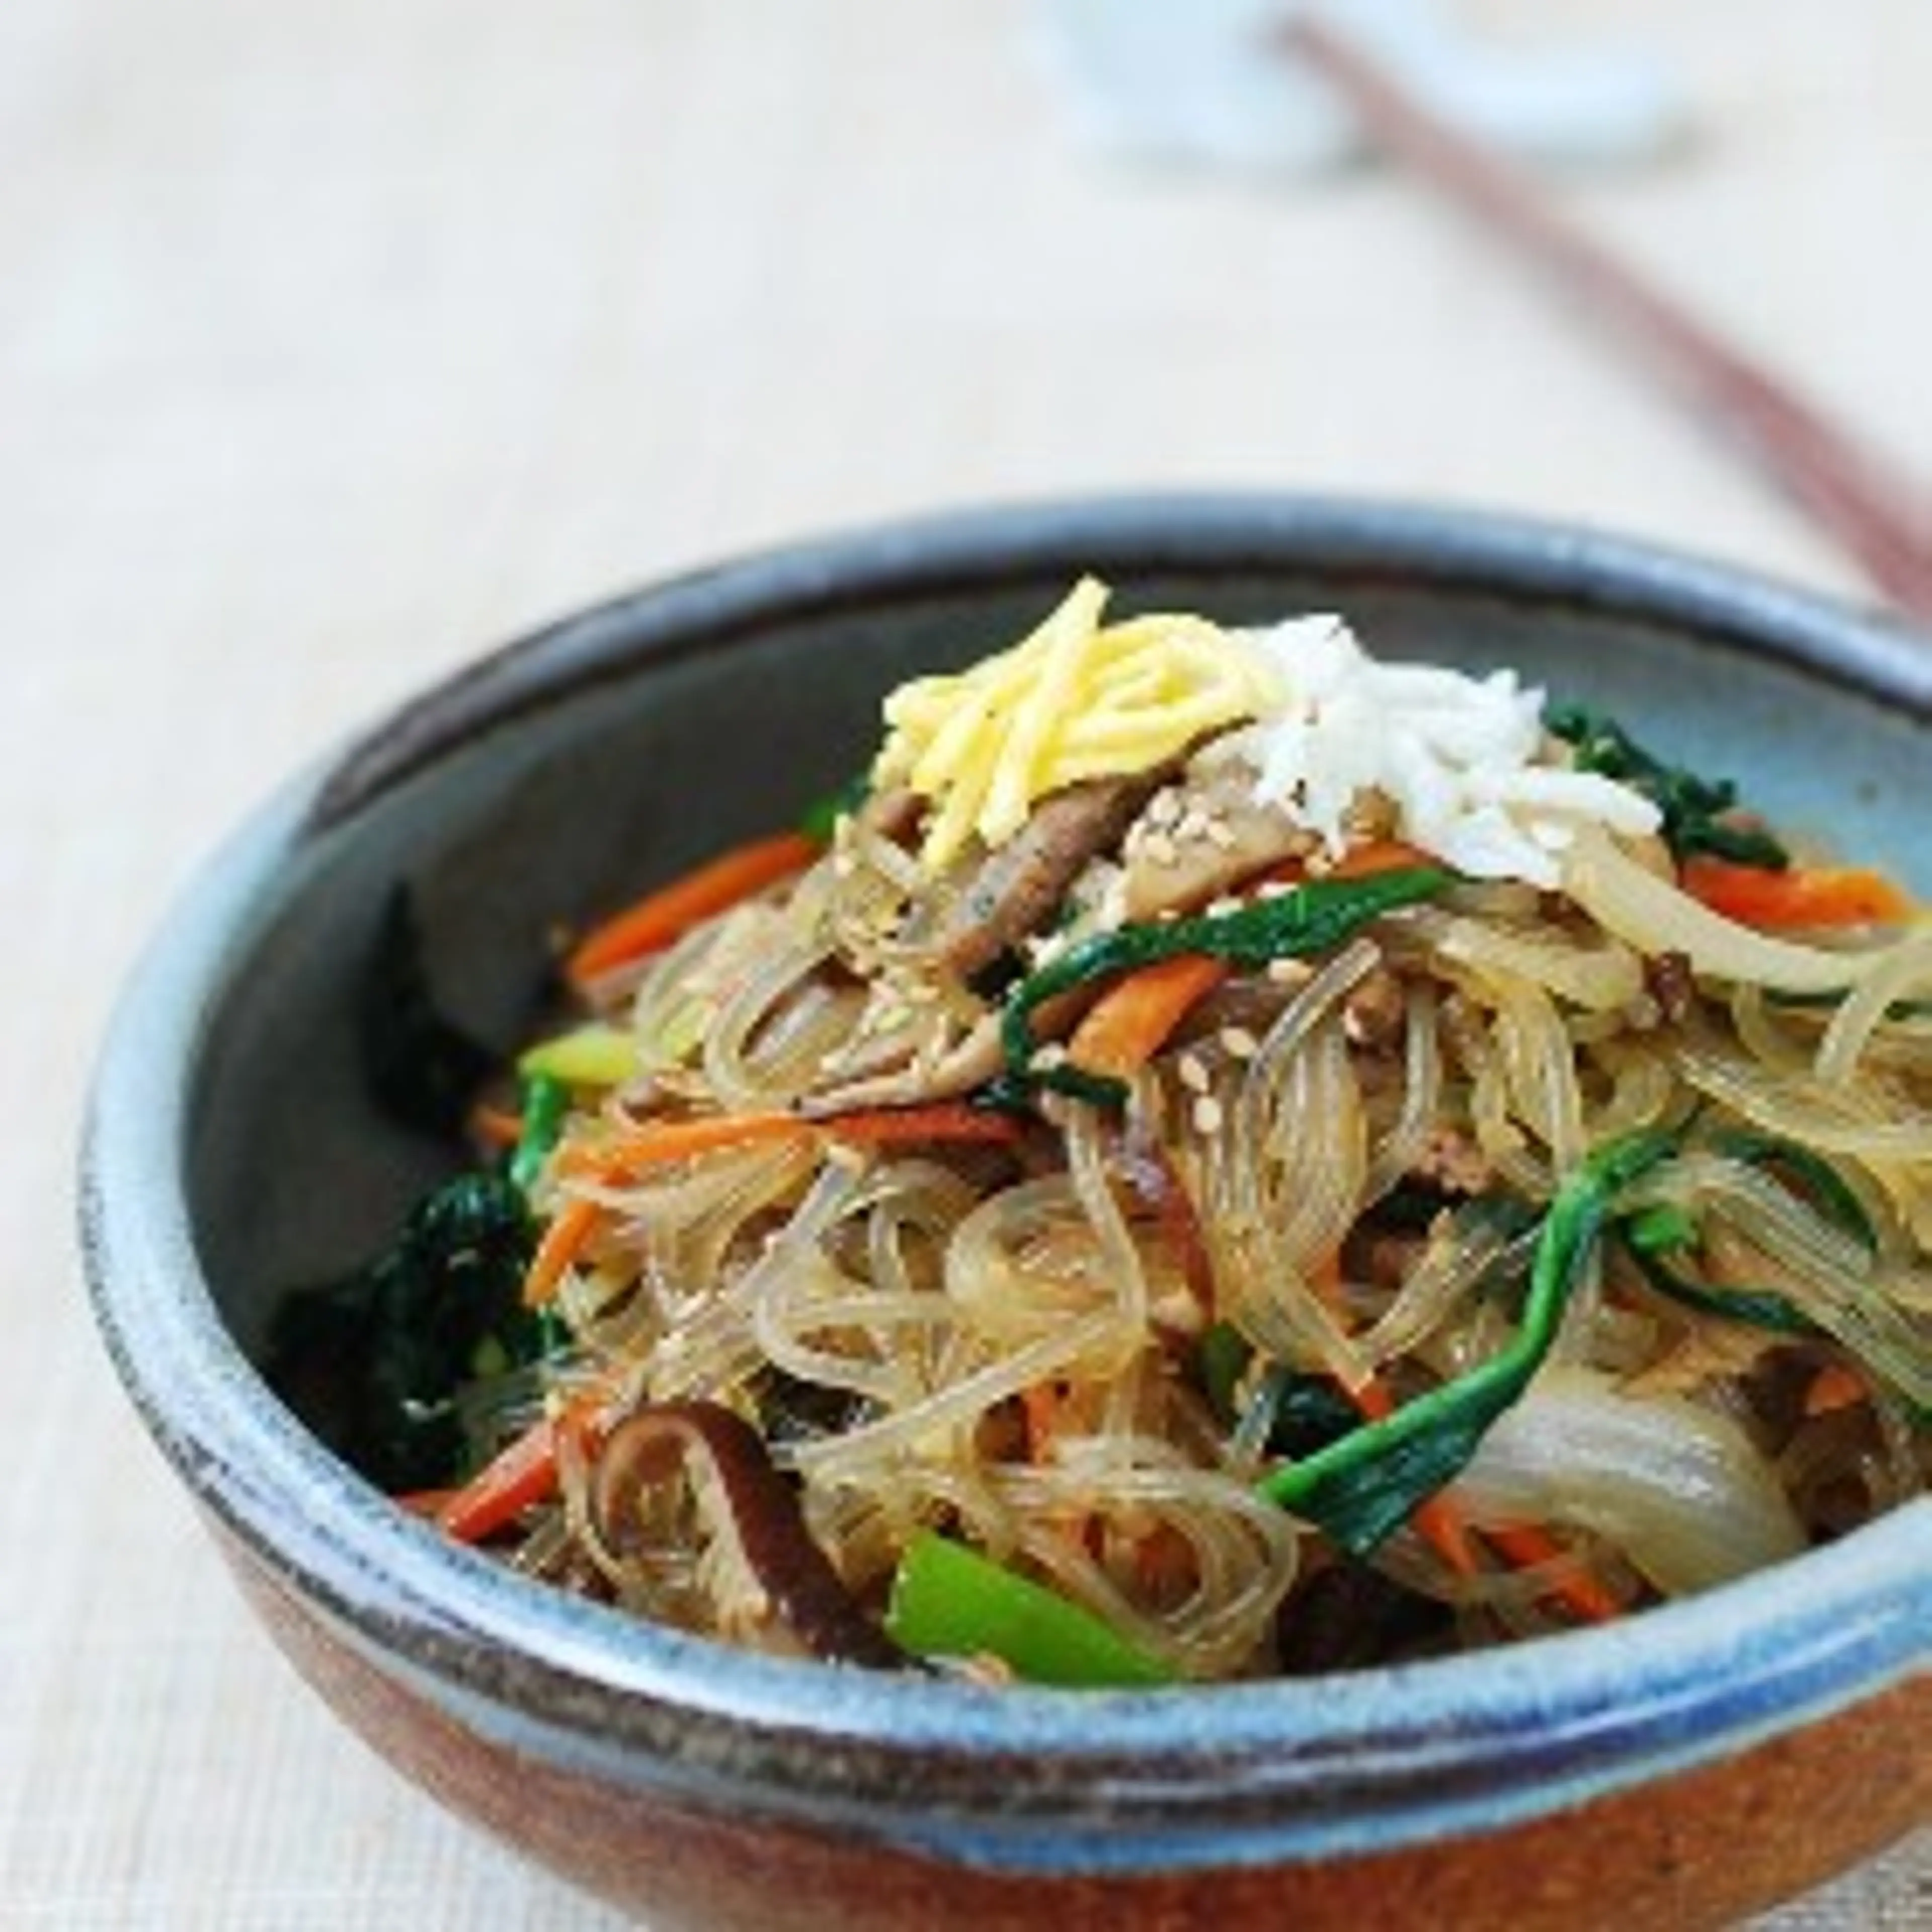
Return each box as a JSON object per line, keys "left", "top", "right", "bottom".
{"left": 182, "top": 503, "right": 1929, "bottom": 1430}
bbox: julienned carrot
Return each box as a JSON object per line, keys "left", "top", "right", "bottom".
{"left": 1067, "top": 954, "right": 1229, "bottom": 1079}
{"left": 556, "top": 1112, "right": 812, "bottom": 1180}
{"left": 557, "top": 1104, "right": 1024, "bottom": 1183}
{"left": 522, "top": 1195, "right": 603, "bottom": 1307}
{"left": 1342, "top": 1371, "right": 1615, "bottom": 1618}
{"left": 535, "top": 1104, "right": 1024, "bottom": 1296}
{"left": 1062, "top": 843, "right": 1439, "bottom": 1084}
{"left": 1408, "top": 1497, "right": 1477, "bottom": 1579}
{"left": 1480, "top": 1521, "right": 1622, "bottom": 1624}
{"left": 565, "top": 830, "right": 819, "bottom": 985}
{"left": 1680, "top": 859, "right": 1912, "bottom": 929}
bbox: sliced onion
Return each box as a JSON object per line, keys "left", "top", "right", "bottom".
{"left": 1817, "top": 928, "right": 1932, "bottom": 1086}
{"left": 1455, "top": 1366, "right": 1806, "bottom": 1597}
{"left": 1561, "top": 824, "right": 1890, "bottom": 995}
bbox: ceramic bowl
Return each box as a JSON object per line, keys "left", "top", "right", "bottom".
{"left": 83, "top": 496, "right": 1931, "bottom": 1931}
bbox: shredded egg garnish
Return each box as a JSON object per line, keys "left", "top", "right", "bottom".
{"left": 874, "top": 577, "right": 1273, "bottom": 868}
{"left": 873, "top": 580, "right": 1662, "bottom": 888}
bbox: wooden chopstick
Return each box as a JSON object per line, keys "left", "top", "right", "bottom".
{"left": 1284, "top": 14, "right": 1932, "bottom": 625}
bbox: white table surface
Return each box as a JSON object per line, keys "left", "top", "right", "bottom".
{"left": 5, "top": 2, "right": 1925, "bottom": 1923}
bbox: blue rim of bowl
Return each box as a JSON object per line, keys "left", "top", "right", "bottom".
{"left": 82, "top": 493, "right": 1932, "bottom": 1876}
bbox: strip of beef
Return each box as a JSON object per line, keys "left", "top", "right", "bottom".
{"left": 800, "top": 1012, "right": 1006, "bottom": 1115}
{"left": 925, "top": 773, "right": 1160, "bottom": 978}
{"left": 854, "top": 785, "right": 923, "bottom": 846}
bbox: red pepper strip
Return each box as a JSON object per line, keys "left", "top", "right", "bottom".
{"left": 822, "top": 1103, "right": 1025, "bottom": 1148}
{"left": 432, "top": 1396, "right": 606, "bottom": 1545}
{"left": 434, "top": 1416, "right": 564, "bottom": 1544}
{"left": 1680, "top": 860, "right": 1912, "bottom": 929}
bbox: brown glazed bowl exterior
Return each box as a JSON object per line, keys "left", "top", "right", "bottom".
{"left": 83, "top": 496, "right": 1931, "bottom": 1929}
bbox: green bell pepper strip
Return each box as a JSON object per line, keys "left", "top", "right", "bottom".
{"left": 509, "top": 1072, "right": 570, "bottom": 1197}
{"left": 884, "top": 1532, "right": 1177, "bottom": 1688}
{"left": 516, "top": 1023, "right": 636, "bottom": 1090}
{"left": 1000, "top": 867, "right": 1454, "bottom": 1105}
{"left": 509, "top": 1072, "right": 573, "bottom": 1356}
{"left": 1259, "top": 1126, "right": 1680, "bottom": 1554}
{"left": 1543, "top": 705, "right": 1789, "bottom": 870}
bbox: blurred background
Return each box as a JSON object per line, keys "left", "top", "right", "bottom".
{"left": 5, "top": 2, "right": 1926, "bottom": 1924}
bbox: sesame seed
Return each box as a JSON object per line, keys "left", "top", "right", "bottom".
{"left": 1192, "top": 1095, "right": 1225, "bottom": 1137}
{"left": 1178, "top": 1053, "right": 1212, "bottom": 1094}
{"left": 1204, "top": 818, "right": 1238, "bottom": 851}
{"left": 1267, "top": 958, "right": 1316, "bottom": 987}
{"left": 1148, "top": 789, "right": 1183, "bottom": 829}
{"left": 1206, "top": 896, "right": 1242, "bottom": 919}
{"left": 1219, "top": 1026, "right": 1260, "bottom": 1060}
{"left": 1176, "top": 808, "right": 1210, "bottom": 844}
{"left": 1141, "top": 831, "right": 1179, "bottom": 867}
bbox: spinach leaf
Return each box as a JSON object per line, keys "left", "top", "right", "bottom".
{"left": 268, "top": 1169, "right": 542, "bottom": 1492}
{"left": 1001, "top": 867, "right": 1453, "bottom": 1106}
{"left": 1544, "top": 705, "right": 1789, "bottom": 869}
